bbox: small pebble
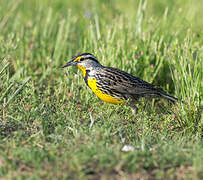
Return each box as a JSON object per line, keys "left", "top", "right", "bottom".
{"left": 122, "top": 145, "right": 135, "bottom": 152}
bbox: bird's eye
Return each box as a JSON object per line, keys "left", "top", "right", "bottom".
{"left": 80, "top": 57, "right": 84, "bottom": 62}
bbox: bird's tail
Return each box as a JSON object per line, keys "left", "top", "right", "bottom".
{"left": 159, "top": 92, "right": 178, "bottom": 102}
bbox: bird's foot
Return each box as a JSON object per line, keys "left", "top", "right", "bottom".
{"left": 129, "top": 104, "right": 138, "bottom": 114}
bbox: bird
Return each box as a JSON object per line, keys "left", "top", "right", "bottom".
{"left": 61, "top": 53, "right": 178, "bottom": 112}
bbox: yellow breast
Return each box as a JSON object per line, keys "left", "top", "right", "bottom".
{"left": 87, "top": 78, "right": 124, "bottom": 104}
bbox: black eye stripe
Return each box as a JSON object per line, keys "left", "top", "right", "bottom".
{"left": 86, "top": 56, "right": 99, "bottom": 63}
{"left": 78, "top": 56, "right": 99, "bottom": 63}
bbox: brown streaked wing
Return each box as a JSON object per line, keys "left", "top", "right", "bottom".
{"left": 97, "top": 67, "right": 159, "bottom": 95}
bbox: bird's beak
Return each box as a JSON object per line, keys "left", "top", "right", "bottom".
{"left": 60, "top": 60, "right": 77, "bottom": 68}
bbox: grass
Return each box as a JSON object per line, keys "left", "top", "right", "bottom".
{"left": 0, "top": 0, "right": 202, "bottom": 179}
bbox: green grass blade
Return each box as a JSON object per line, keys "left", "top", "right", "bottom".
{"left": 4, "top": 76, "right": 31, "bottom": 107}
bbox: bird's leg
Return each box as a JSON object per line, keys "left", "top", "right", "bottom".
{"left": 125, "top": 99, "right": 139, "bottom": 114}
{"left": 124, "top": 96, "right": 139, "bottom": 114}
{"left": 129, "top": 104, "right": 138, "bottom": 114}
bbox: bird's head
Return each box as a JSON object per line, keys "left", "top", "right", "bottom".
{"left": 61, "top": 53, "right": 101, "bottom": 77}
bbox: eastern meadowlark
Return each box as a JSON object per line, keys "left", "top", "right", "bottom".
{"left": 61, "top": 53, "right": 178, "bottom": 112}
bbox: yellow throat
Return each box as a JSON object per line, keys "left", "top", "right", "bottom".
{"left": 76, "top": 65, "right": 87, "bottom": 77}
